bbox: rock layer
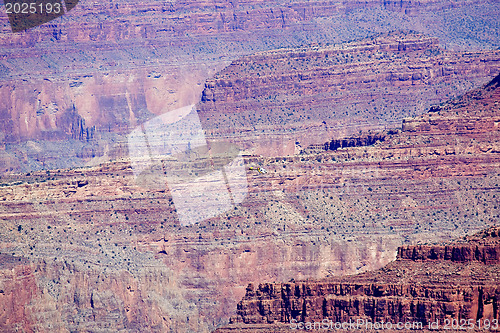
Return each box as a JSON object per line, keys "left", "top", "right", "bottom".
{"left": 1, "top": 31, "right": 500, "bottom": 333}
{"left": 1, "top": 0, "right": 500, "bottom": 173}
{"left": 0, "top": 74, "right": 499, "bottom": 332}
{"left": 197, "top": 32, "right": 500, "bottom": 156}
{"left": 1, "top": 73, "right": 500, "bottom": 332}
{"left": 222, "top": 226, "right": 500, "bottom": 332}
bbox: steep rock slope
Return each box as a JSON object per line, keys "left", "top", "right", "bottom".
{"left": 197, "top": 32, "right": 500, "bottom": 155}
{"left": 220, "top": 226, "right": 500, "bottom": 332}
{"left": 1, "top": 0, "right": 500, "bottom": 173}
{"left": 0, "top": 66, "right": 499, "bottom": 332}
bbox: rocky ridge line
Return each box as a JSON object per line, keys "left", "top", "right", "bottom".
{"left": 222, "top": 226, "right": 500, "bottom": 331}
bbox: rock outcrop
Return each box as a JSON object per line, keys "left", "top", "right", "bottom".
{"left": 0, "top": 72, "right": 499, "bottom": 332}
{"left": 1, "top": 0, "right": 500, "bottom": 173}
{"left": 1, "top": 4, "right": 500, "bottom": 326}
{"left": 398, "top": 226, "right": 500, "bottom": 264}
{"left": 197, "top": 32, "right": 500, "bottom": 156}
{"left": 221, "top": 226, "right": 500, "bottom": 332}
{"left": 323, "top": 131, "right": 389, "bottom": 151}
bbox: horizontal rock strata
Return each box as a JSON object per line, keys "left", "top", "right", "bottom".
{"left": 223, "top": 226, "right": 500, "bottom": 332}
{"left": 1, "top": 0, "right": 500, "bottom": 173}
{"left": 197, "top": 32, "right": 500, "bottom": 155}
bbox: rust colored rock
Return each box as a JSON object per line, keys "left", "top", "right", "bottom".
{"left": 223, "top": 226, "right": 500, "bottom": 332}
{"left": 1, "top": 73, "right": 500, "bottom": 332}
{"left": 197, "top": 32, "right": 500, "bottom": 156}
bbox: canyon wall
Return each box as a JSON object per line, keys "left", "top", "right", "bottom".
{"left": 0, "top": 74, "right": 499, "bottom": 331}
{"left": 1, "top": 2, "right": 500, "bottom": 330}
{"left": 197, "top": 32, "right": 500, "bottom": 156}
{"left": 221, "top": 226, "right": 500, "bottom": 332}
{"left": 1, "top": 0, "right": 499, "bottom": 173}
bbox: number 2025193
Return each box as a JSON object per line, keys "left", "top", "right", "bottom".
{"left": 5, "top": 2, "right": 62, "bottom": 15}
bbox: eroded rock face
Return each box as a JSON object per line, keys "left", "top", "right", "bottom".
{"left": 324, "top": 132, "right": 388, "bottom": 151}
{"left": 0, "top": 73, "right": 499, "bottom": 331}
{"left": 197, "top": 32, "right": 500, "bottom": 156}
{"left": 398, "top": 227, "right": 500, "bottom": 263}
{"left": 1, "top": 0, "right": 500, "bottom": 324}
{"left": 1, "top": 0, "right": 500, "bottom": 173}
{"left": 223, "top": 226, "right": 500, "bottom": 332}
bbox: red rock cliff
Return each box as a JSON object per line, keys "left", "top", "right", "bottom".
{"left": 197, "top": 32, "right": 500, "bottom": 156}
{"left": 224, "top": 226, "right": 500, "bottom": 331}
{"left": 1, "top": 72, "right": 500, "bottom": 333}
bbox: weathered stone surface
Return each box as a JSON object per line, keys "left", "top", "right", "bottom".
{"left": 324, "top": 132, "right": 389, "bottom": 151}
{"left": 197, "top": 32, "right": 500, "bottom": 156}
{"left": 1, "top": 0, "right": 500, "bottom": 173}
{"left": 1, "top": 72, "right": 499, "bottom": 331}
{"left": 221, "top": 226, "right": 500, "bottom": 332}
{"left": 1, "top": 2, "right": 500, "bottom": 328}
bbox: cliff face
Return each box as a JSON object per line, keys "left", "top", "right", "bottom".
{"left": 197, "top": 32, "right": 500, "bottom": 156}
{"left": 223, "top": 226, "right": 500, "bottom": 331}
{"left": 397, "top": 244, "right": 500, "bottom": 264}
{"left": 398, "top": 227, "right": 500, "bottom": 264}
{"left": 1, "top": 0, "right": 500, "bottom": 173}
{"left": 0, "top": 158, "right": 404, "bottom": 332}
{"left": 1, "top": 0, "right": 496, "bottom": 51}
{"left": 0, "top": 74, "right": 499, "bottom": 332}
{"left": 1, "top": 2, "right": 500, "bottom": 327}
{"left": 323, "top": 132, "right": 388, "bottom": 151}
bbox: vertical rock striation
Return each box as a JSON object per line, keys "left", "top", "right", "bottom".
{"left": 225, "top": 226, "right": 500, "bottom": 331}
